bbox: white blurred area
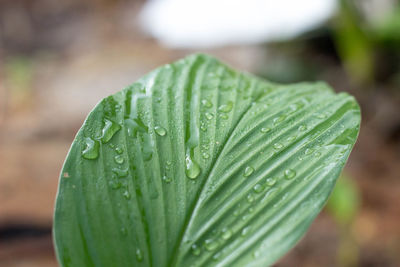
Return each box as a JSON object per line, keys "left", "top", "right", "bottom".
{"left": 139, "top": 0, "right": 338, "bottom": 48}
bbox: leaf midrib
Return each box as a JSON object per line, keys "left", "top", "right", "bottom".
{"left": 167, "top": 73, "right": 263, "bottom": 267}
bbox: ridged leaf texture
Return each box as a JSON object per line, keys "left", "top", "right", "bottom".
{"left": 53, "top": 54, "right": 360, "bottom": 267}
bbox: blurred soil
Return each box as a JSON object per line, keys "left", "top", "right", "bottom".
{"left": 0, "top": 1, "right": 400, "bottom": 266}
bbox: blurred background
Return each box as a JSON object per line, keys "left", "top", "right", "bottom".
{"left": 1, "top": 0, "right": 400, "bottom": 266}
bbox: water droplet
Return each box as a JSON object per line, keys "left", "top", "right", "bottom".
{"left": 109, "top": 180, "right": 122, "bottom": 189}
{"left": 315, "top": 113, "right": 327, "bottom": 119}
{"left": 286, "top": 136, "right": 296, "bottom": 142}
{"left": 154, "top": 126, "right": 167, "bottom": 136}
{"left": 273, "top": 115, "right": 286, "bottom": 124}
{"left": 243, "top": 166, "right": 254, "bottom": 177}
{"left": 304, "top": 148, "right": 314, "bottom": 155}
{"left": 136, "top": 248, "right": 143, "bottom": 261}
{"left": 82, "top": 137, "right": 99, "bottom": 159}
{"left": 266, "top": 177, "right": 277, "bottom": 186}
{"left": 162, "top": 175, "right": 171, "bottom": 183}
{"left": 247, "top": 193, "right": 254, "bottom": 203}
{"left": 202, "top": 152, "right": 210, "bottom": 159}
{"left": 191, "top": 244, "right": 201, "bottom": 256}
{"left": 112, "top": 167, "right": 128, "bottom": 178}
{"left": 273, "top": 143, "right": 283, "bottom": 150}
{"left": 260, "top": 127, "right": 271, "bottom": 133}
{"left": 204, "top": 239, "right": 218, "bottom": 251}
{"left": 220, "top": 113, "right": 229, "bottom": 120}
{"left": 314, "top": 152, "right": 321, "bottom": 157}
{"left": 201, "top": 99, "right": 213, "bottom": 108}
{"left": 114, "top": 155, "right": 124, "bottom": 164}
{"left": 284, "top": 169, "right": 296, "bottom": 180}
{"left": 298, "top": 125, "right": 307, "bottom": 131}
{"left": 205, "top": 112, "right": 214, "bottom": 120}
{"left": 115, "top": 146, "right": 123, "bottom": 154}
{"left": 233, "top": 209, "right": 240, "bottom": 216}
{"left": 241, "top": 226, "right": 251, "bottom": 236}
{"left": 185, "top": 155, "right": 201, "bottom": 179}
{"left": 221, "top": 227, "right": 232, "bottom": 240}
{"left": 218, "top": 101, "right": 233, "bottom": 113}
{"left": 253, "top": 184, "right": 264, "bottom": 193}
{"left": 101, "top": 119, "right": 121, "bottom": 143}
{"left": 200, "top": 123, "right": 207, "bottom": 132}
{"left": 123, "top": 190, "right": 131, "bottom": 199}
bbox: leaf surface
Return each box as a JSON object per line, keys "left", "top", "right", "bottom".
{"left": 54, "top": 54, "right": 360, "bottom": 267}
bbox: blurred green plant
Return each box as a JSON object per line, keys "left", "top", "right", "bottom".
{"left": 259, "top": 0, "right": 400, "bottom": 87}
{"left": 4, "top": 56, "right": 34, "bottom": 109}
{"left": 327, "top": 174, "right": 361, "bottom": 267}
{"left": 334, "top": 0, "right": 374, "bottom": 85}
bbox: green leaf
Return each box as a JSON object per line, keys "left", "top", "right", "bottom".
{"left": 53, "top": 54, "right": 360, "bottom": 267}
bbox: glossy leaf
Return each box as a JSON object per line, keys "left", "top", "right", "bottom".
{"left": 53, "top": 54, "right": 360, "bottom": 267}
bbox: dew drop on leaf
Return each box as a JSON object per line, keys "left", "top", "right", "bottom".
{"left": 286, "top": 135, "right": 296, "bottom": 142}
{"left": 260, "top": 127, "right": 271, "bottom": 133}
{"left": 304, "top": 148, "right": 314, "bottom": 155}
{"left": 273, "top": 143, "right": 283, "bottom": 150}
{"left": 82, "top": 137, "right": 99, "bottom": 160}
{"left": 115, "top": 146, "right": 123, "bottom": 154}
{"left": 298, "top": 124, "right": 307, "bottom": 131}
{"left": 200, "top": 123, "right": 207, "bottom": 132}
{"left": 218, "top": 101, "right": 233, "bottom": 113}
{"left": 154, "top": 126, "right": 167, "bottom": 136}
{"left": 135, "top": 248, "right": 143, "bottom": 262}
{"left": 220, "top": 113, "right": 229, "bottom": 120}
{"left": 122, "top": 190, "right": 131, "bottom": 199}
{"left": 221, "top": 227, "right": 232, "bottom": 240}
{"left": 205, "top": 112, "right": 214, "bottom": 120}
{"left": 284, "top": 169, "right": 296, "bottom": 180}
{"left": 266, "top": 177, "right": 277, "bottom": 186}
{"left": 273, "top": 115, "right": 286, "bottom": 124}
{"left": 114, "top": 155, "right": 124, "bottom": 164}
{"left": 185, "top": 155, "right": 201, "bottom": 179}
{"left": 191, "top": 244, "right": 201, "bottom": 256}
{"left": 241, "top": 226, "right": 251, "bottom": 236}
{"left": 243, "top": 166, "right": 254, "bottom": 177}
{"left": 204, "top": 239, "right": 218, "bottom": 251}
{"left": 162, "top": 175, "right": 171, "bottom": 184}
{"left": 108, "top": 180, "right": 122, "bottom": 190}
{"left": 253, "top": 184, "right": 264, "bottom": 193}
{"left": 112, "top": 167, "right": 128, "bottom": 178}
{"left": 101, "top": 119, "right": 121, "bottom": 143}
{"left": 247, "top": 193, "right": 254, "bottom": 203}
{"left": 201, "top": 99, "right": 213, "bottom": 108}
{"left": 202, "top": 152, "right": 210, "bottom": 159}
